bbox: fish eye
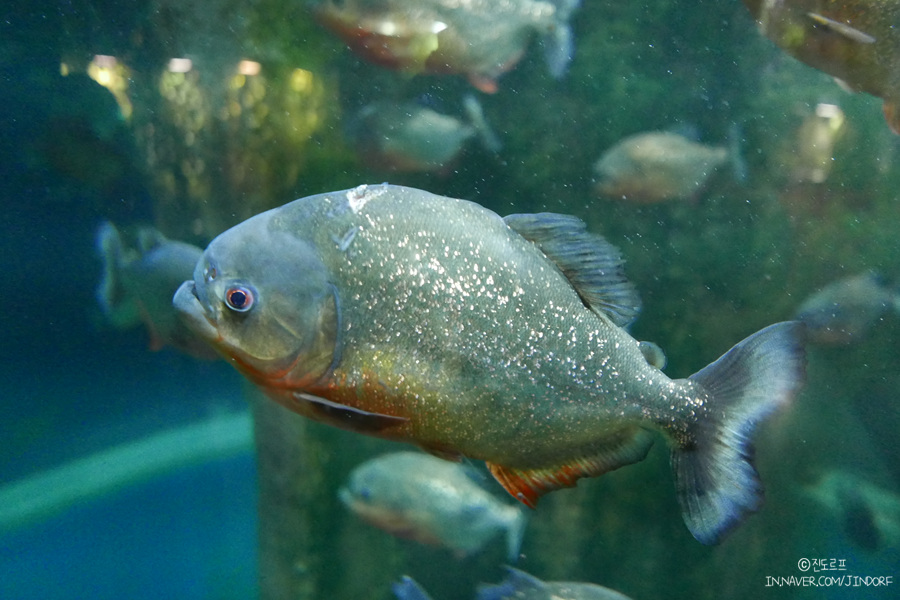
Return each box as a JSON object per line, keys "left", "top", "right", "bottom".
{"left": 224, "top": 285, "right": 256, "bottom": 313}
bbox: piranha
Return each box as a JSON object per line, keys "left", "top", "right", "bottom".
{"left": 794, "top": 271, "right": 900, "bottom": 345}
{"left": 592, "top": 131, "right": 730, "bottom": 203}
{"left": 477, "top": 567, "right": 635, "bottom": 600}
{"left": 174, "top": 183, "right": 806, "bottom": 544}
{"left": 392, "top": 569, "right": 634, "bottom": 600}
{"left": 96, "top": 221, "right": 216, "bottom": 359}
{"left": 340, "top": 451, "right": 526, "bottom": 560}
{"left": 742, "top": 0, "right": 900, "bottom": 134}
{"left": 312, "top": 0, "right": 581, "bottom": 93}
{"left": 347, "top": 95, "right": 501, "bottom": 173}
{"left": 804, "top": 470, "right": 900, "bottom": 552}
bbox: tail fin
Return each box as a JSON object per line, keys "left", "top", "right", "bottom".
{"left": 391, "top": 576, "right": 434, "bottom": 600}
{"left": 95, "top": 221, "right": 144, "bottom": 329}
{"left": 726, "top": 122, "right": 749, "bottom": 183}
{"left": 462, "top": 94, "right": 502, "bottom": 154}
{"left": 94, "top": 220, "right": 141, "bottom": 329}
{"left": 541, "top": 0, "right": 581, "bottom": 78}
{"left": 95, "top": 220, "right": 122, "bottom": 315}
{"left": 502, "top": 504, "right": 527, "bottom": 563}
{"left": 476, "top": 567, "right": 546, "bottom": 600}
{"left": 674, "top": 321, "right": 806, "bottom": 544}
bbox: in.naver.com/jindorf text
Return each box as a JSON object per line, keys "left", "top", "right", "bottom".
{"left": 765, "top": 558, "right": 892, "bottom": 588}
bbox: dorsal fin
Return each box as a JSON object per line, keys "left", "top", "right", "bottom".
{"left": 504, "top": 213, "right": 641, "bottom": 327}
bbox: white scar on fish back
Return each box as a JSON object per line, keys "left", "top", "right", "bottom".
{"left": 346, "top": 183, "right": 389, "bottom": 214}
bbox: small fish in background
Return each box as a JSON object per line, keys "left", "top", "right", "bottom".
{"left": 793, "top": 271, "right": 900, "bottom": 345}
{"left": 592, "top": 130, "right": 730, "bottom": 203}
{"left": 340, "top": 451, "right": 527, "bottom": 561}
{"left": 804, "top": 471, "right": 900, "bottom": 552}
{"left": 477, "top": 567, "right": 635, "bottom": 600}
{"left": 391, "top": 569, "right": 635, "bottom": 600}
{"left": 785, "top": 103, "right": 847, "bottom": 184}
{"left": 347, "top": 95, "right": 501, "bottom": 173}
{"left": 313, "top": 0, "right": 581, "bottom": 93}
{"left": 174, "top": 183, "right": 806, "bottom": 545}
{"left": 742, "top": 0, "right": 900, "bottom": 134}
{"left": 392, "top": 576, "right": 435, "bottom": 600}
{"left": 96, "top": 221, "right": 215, "bottom": 359}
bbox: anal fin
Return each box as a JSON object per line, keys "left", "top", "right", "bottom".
{"left": 883, "top": 101, "right": 900, "bottom": 135}
{"left": 487, "top": 427, "right": 655, "bottom": 508}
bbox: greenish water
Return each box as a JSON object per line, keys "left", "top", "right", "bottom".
{"left": 2, "top": 1, "right": 899, "bottom": 599}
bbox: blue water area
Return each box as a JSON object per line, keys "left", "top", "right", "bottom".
{"left": 0, "top": 452, "right": 258, "bottom": 600}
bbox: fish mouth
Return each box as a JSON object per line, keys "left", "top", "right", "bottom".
{"left": 337, "top": 487, "right": 354, "bottom": 508}
{"left": 173, "top": 280, "right": 220, "bottom": 342}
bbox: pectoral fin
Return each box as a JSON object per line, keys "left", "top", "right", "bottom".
{"left": 806, "top": 12, "right": 876, "bottom": 44}
{"left": 293, "top": 392, "right": 408, "bottom": 432}
{"left": 487, "top": 427, "right": 654, "bottom": 508}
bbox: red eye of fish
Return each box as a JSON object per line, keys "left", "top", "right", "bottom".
{"left": 225, "top": 285, "right": 255, "bottom": 313}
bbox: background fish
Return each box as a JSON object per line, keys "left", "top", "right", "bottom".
{"left": 592, "top": 131, "right": 729, "bottom": 203}
{"left": 347, "top": 95, "right": 501, "bottom": 173}
{"left": 174, "top": 183, "right": 806, "bottom": 544}
{"left": 392, "top": 576, "right": 435, "bottom": 600}
{"left": 793, "top": 271, "right": 900, "bottom": 345}
{"left": 804, "top": 471, "right": 900, "bottom": 552}
{"left": 783, "top": 103, "right": 847, "bottom": 184}
{"left": 96, "top": 221, "right": 216, "bottom": 359}
{"left": 340, "top": 451, "right": 526, "bottom": 560}
{"left": 391, "top": 569, "right": 634, "bottom": 600}
{"left": 742, "top": 0, "right": 900, "bottom": 134}
{"left": 313, "top": 0, "right": 580, "bottom": 92}
{"left": 477, "top": 567, "right": 634, "bottom": 600}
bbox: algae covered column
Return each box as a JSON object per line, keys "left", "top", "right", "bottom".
{"left": 250, "top": 384, "right": 324, "bottom": 600}
{"left": 124, "top": 2, "right": 371, "bottom": 597}
{"left": 129, "top": 0, "right": 343, "bottom": 244}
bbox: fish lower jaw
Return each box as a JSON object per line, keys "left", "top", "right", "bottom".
{"left": 172, "top": 280, "right": 221, "bottom": 343}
